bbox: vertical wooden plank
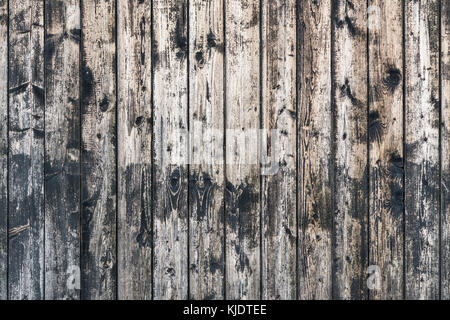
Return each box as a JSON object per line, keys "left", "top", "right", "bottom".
{"left": 0, "top": 0, "right": 7, "bottom": 301}
{"left": 8, "top": 0, "right": 44, "bottom": 300}
{"left": 153, "top": 0, "right": 188, "bottom": 300}
{"left": 331, "top": 0, "right": 368, "bottom": 299}
{"left": 81, "top": 0, "right": 117, "bottom": 300}
{"left": 44, "top": 0, "right": 81, "bottom": 300}
{"left": 368, "top": 0, "right": 404, "bottom": 300}
{"left": 188, "top": 0, "right": 224, "bottom": 300}
{"left": 297, "top": 0, "right": 333, "bottom": 300}
{"left": 261, "top": 0, "right": 296, "bottom": 300}
{"left": 404, "top": 0, "right": 440, "bottom": 300}
{"left": 117, "top": 0, "right": 152, "bottom": 300}
{"left": 225, "top": 0, "right": 260, "bottom": 300}
{"left": 442, "top": 0, "right": 450, "bottom": 300}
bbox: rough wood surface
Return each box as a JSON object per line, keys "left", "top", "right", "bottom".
{"left": 404, "top": 0, "right": 440, "bottom": 300}
{"left": 44, "top": 0, "right": 81, "bottom": 300}
{"left": 0, "top": 0, "right": 7, "bottom": 300}
{"left": 80, "top": 0, "right": 117, "bottom": 300}
{"left": 261, "top": 0, "right": 296, "bottom": 300}
{"left": 8, "top": 0, "right": 45, "bottom": 300}
{"left": 117, "top": 0, "right": 152, "bottom": 300}
{"left": 0, "top": 0, "right": 448, "bottom": 301}
{"left": 188, "top": 0, "right": 225, "bottom": 300}
{"left": 331, "top": 0, "right": 368, "bottom": 300}
{"left": 152, "top": 0, "right": 189, "bottom": 300}
{"left": 225, "top": 0, "right": 261, "bottom": 300}
{"left": 442, "top": 0, "right": 450, "bottom": 300}
{"left": 368, "top": 0, "right": 404, "bottom": 300}
{"left": 297, "top": 0, "right": 333, "bottom": 300}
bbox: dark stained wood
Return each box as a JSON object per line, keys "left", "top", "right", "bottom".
{"left": 152, "top": 0, "right": 189, "bottom": 300}
{"left": 297, "top": 0, "right": 333, "bottom": 300}
{"left": 8, "top": 0, "right": 45, "bottom": 300}
{"left": 261, "top": 0, "right": 296, "bottom": 300}
{"left": 225, "top": 0, "right": 260, "bottom": 299}
{"left": 442, "top": 0, "right": 450, "bottom": 300}
{"left": 331, "top": 0, "right": 368, "bottom": 300}
{"left": 44, "top": 0, "right": 81, "bottom": 300}
{"left": 0, "top": 0, "right": 7, "bottom": 301}
{"left": 80, "top": 0, "right": 117, "bottom": 300}
{"left": 117, "top": 0, "right": 152, "bottom": 300}
{"left": 188, "top": 0, "right": 225, "bottom": 300}
{"left": 404, "top": 0, "right": 440, "bottom": 300}
{"left": 368, "top": 0, "right": 404, "bottom": 300}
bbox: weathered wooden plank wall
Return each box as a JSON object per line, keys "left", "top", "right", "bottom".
{"left": 0, "top": 0, "right": 449, "bottom": 300}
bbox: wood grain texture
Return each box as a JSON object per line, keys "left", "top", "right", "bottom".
{"left": 404, "top": 0, "right": 440, "bottom": 300}
{"left": 153, "top": 0, "right": 189, "bottom": 300}
{"left": 8, "top": 0, "right": 45, "bottom": 300}
{"left": 188, "top": 0, "right": 225, "bottom": 300}
{"left": 117, "top": 0, "right": 152, "bottom": 300}
{"left": 0, "top": 0, "right": 7, "bottom": 300}
{"left": 44, "top": 0, "right": 81, "bottom": 300}
{"left": 297, "top": 0, "right": 333, "bottom": 300}
{"left": 367, "top": 0, "right": 404, "bottom": 300}
{"left": 80, "top": 0, "right": 117, "bottom": 300}
{"left": 225, "top": 0, "right": 260, "bottom": 300}
{"left": 442, "top": 0, "right": 450, "bottom": 300}
{"left": 331, "top": 0, "right": 368, "bottom": 300}
{"left": 261, "top": 0, "right": 296, "bottom": 300}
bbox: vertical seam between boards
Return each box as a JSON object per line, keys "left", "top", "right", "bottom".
{"left": 295, "top": 0, "right": 299, "bottom": 301}
{"left": 330, "top": 0, "right": 337, "bottom": 300}
{"left": 259, "top": 0, "right": 263, "bottom": 301}
{"left": 186, "top": 0, "right": 191, "bottom": 300}
{"left": 43, "top": 0, "right": 46, "bottom": 299}
{"left": 402, "top": 0, "right": 406, "bottom": 300}
{"left": 366, "top": 0, "right": 370, "bottom": 301}
{"left": 150, "top": 0, "right": 155, "bottom": 301}
{"left": 222, "top": 0, "right": 227, "bottom": 301}
{"left": 115, "top": 0, "right": 119, "bottom": 301}
{"left": 6, "top": 0, "right": 9, "bottom": 301}
{"left": 438, "top": 0, "right": 442, "bottom": 300}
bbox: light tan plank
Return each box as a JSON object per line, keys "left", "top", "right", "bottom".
{"left": 81, "top": 0, "right": 117, "bottom": 300}
{"left": 261, "top": 0, "right": 297, "bottom": 300}
{"left": 368, "top": 0, "right": 404, "bottom": 300}
{"left": 332, "top": 0, "right": 368, "bottom": 299}
{"left": 225, "top": 0, "right": 261, "bottom": 300}
{"left": 117, "top": 0, "right": 153, "bottom": 300}
{"left": 153, "top": 0, "right": 189, "bottom": 300}
{"left": 297, "top": 0, "right": 333, "bottom": 300}
{"left": 404, "top": 0, "right": 440, "bottom": 300}
{"left": 188, "top": 0, "right": 225, "bottom": 300}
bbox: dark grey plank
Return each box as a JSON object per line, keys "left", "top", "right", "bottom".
{"left": 8, "top": 0, "right": 45, "bottom": 300}
{"left": 80, "top": 0, "right": 117, "bottom": 300}
{"left": 117, "top": 0, "right": 152, "bottom": 300}
{"left": 44, "top": 0, "right": 81, "bottom": 300}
